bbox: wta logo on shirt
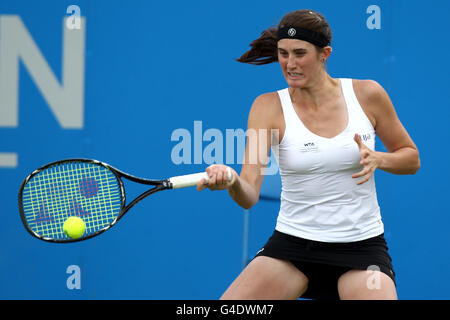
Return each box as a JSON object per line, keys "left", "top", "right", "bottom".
{"left": 299, "top": 142, "right": 318, "bottom": 152}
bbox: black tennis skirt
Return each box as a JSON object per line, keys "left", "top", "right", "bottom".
{"left": 254, "top": 230, "right": 396, "bottom": 300}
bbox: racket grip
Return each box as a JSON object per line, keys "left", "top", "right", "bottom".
{"left": 169, "top": 167, "right": 233, "bottom": 189}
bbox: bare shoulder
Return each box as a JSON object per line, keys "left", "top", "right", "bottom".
{"left": 353, "top": 79, "right": 389, "bottom": 102}
{"left": 251, "top": 91, "right": 281, "bottom": 113}
{"left": 248, "top": 91, "right": 283, "bottom": 129}
{"left": 352, "top": 79, "right": 396, "bottom": 127}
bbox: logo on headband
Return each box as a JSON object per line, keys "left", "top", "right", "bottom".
{"left": 288, "top": 28, "right": 296, "bottom": 37}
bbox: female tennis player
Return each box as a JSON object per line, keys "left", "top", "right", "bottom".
{"left": 197, "top": 9, "right": 420, "bottom": 300}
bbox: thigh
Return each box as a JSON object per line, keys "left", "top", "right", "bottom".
{"left": 220, "top": 256, "right": 309, "bottom": 300}
{"left": 337, "top": 269, "right": 398, "bottom": 300}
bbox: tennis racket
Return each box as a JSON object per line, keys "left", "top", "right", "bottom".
{"left": 18, "top": 158, "right": 232, "bottom": 243}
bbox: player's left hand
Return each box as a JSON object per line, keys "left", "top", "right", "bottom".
{"left": 352, "top": 133, "right": 382, "bottom": 185}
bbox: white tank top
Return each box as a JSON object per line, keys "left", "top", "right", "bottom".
{"left": 272, "top": 78, "right": 384, "bottom": 242}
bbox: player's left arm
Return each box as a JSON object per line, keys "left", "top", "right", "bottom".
{"left": 353, "top": 80, "right": 420, "bottom": 181}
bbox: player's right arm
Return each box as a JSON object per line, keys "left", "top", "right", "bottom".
{"left": 197, "top": 92, "right": 278, "bottom": 209}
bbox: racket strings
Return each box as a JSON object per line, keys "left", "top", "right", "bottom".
{"left": 21, "top": 162, "right": 122, "bottom": 240}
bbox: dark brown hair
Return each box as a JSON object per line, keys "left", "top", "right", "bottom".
{"left": 236, "top": 9, "right": 332, "bottom": 65}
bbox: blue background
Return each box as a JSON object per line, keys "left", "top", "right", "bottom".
{"left": 1, "top": 0, "right": 449, "bottom": 299}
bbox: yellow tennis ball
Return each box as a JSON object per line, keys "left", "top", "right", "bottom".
{"left": 63, "top": 216, "right": 86, "bottom": 239}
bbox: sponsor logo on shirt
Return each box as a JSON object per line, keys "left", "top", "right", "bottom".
{"left": 299, "top": 142, "right": 319, "bottom": 152}
{"left": 359, "top": 133, "right": 373, "bottom": 142}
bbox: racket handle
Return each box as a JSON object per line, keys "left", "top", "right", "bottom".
{"left": 169, "top": 167, "right": 233, "bottom": 189}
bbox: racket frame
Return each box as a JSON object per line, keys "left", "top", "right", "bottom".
{"left": 18, "top": 158, "right": 171, "bottom": 243}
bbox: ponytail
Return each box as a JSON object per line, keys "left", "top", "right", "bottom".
{"left": 235, "top": 27, "right": 278, "bottom": 65}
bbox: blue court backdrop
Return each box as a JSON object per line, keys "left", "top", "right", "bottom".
{"left": 0, "top": 0, "right": 449, "bottom": 299}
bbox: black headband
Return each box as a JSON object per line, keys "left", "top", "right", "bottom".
{"left": 277, "top": 27, "right": 330, "bottom": 48}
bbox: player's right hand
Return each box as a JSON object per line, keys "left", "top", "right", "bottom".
{"left": 196, "top": 164, "right": 237, "bottom": 191}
